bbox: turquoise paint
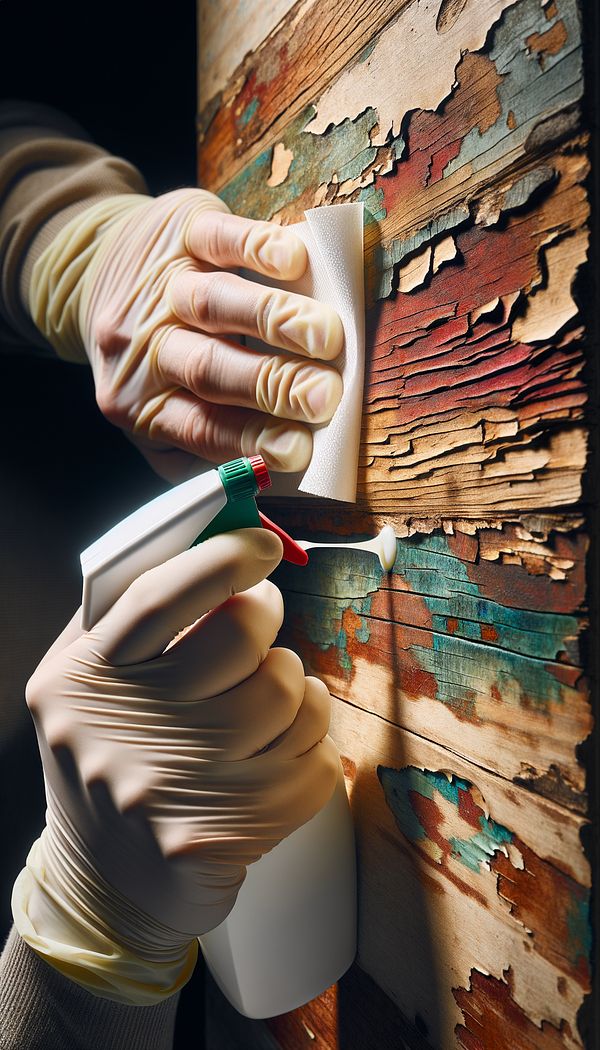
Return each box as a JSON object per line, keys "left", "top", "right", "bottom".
{"left": 358, "top": 38, "right": 377, "bottom": 63}
{"left": 221, "top": 105, "right": 381, "bottom": 221}
{"left": 566, "top": 893, "right": 592, "bottom": 967}
{"left": 377, "top": 766, "right": 428, "bottom": 842}
{"left": 378, "top": 766, "right": 513, "bottom": 874}
{"left": 278, "top": 533, "right": 579, "bottom": 662}
{"left": 285, "top": 559, "right": 374, "bottom": 673}
{"left": 376, "top": 205, "right": 470, "bottom": 298}
{"left": 276, "top": 531, "right": 580, "bottom": 704}
{"left": 238, "top": 97, "right": 259, "bottom": 127}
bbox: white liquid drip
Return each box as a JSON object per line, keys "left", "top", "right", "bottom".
{"left": 297, "top": 525, "right": 397, "bottom": 572}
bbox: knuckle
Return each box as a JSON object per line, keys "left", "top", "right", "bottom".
{"left": 265, "top": 649, "right": 305, "bottom": 716}
{"left": 25, "top": 670, "right": 45, "bottom": 716}
{"left": 255, "top": 289, "right": 279, "bottom": 342}
{"left": 203, "top": 211, "right": 230, "bottom": 260}
{"left": 93, "top": 309, "right": 129, "bottom": 360}
{"left": 187, "top": 336, "right": 218, "bottom": 396}
{"left": 180, "top": 400, "right": 212, "bottom": 452}
{"left": 43, "top": 715, "right": 75, "bottom": 760}
{"left": 190, "top": 271, "right": 229, "bottom": 329}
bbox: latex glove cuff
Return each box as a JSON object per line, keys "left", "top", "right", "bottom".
{"left": 12, "top": 827, "right": 198, "bottom": 1005}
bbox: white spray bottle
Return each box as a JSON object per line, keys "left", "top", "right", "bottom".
{"left": 80, "top": 455, "right": 357, "bottom": 1018}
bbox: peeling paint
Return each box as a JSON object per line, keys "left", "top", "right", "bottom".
{"left": 304, "top": 0, "right": 518, "bottom": 144}
{"left": 454, "top": 967, "right": 571, "bottom": 1048}
{"left": 377, "top": 767, "right": 513, "bottom": 872}
{"left": 267, "top": 141, "right": 294, "bottom": 186}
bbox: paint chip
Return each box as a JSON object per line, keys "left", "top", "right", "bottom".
{"left": 267, "top": 142, "right": 294, "bottom": 188}
{"left": 397, "top": 245, "right": 432, "bottom": 292}
{"left": 513, "top": 230, "right": 588, "bottom": 343}
{"left": 432, "top": 235, "right": 458, "bottom": 273}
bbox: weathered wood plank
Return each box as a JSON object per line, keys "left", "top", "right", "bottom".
{"left": 197, "top": 0, "right": 595, "bottom": 1044}
{"left": 273, "top": 522, "right": 590, "bottom": 811}
{"left": 197, "top": 0, "right": 298, "bottom": 112}
{"left": 330, "top": 699, "right": 590, "bottom": 1049}
{"left": 198, "top": 0, "right": 415, "bottom": 189}
{"left": 204, "top": 0, "right": 589, "bottom": 515}
{"left": 205, "top": 700, "right": 590, "bottom": 1049}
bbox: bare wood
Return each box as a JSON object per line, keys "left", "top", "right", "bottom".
{"left": 328, "top": 698, "right": 590, "bottom": 1049}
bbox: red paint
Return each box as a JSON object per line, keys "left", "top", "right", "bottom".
{"left": 454, "top": 968, "right": 569, "bottom": 1049}
{"left": 492, "top": 837, "right": 591, "bottom": 987}
{"left": 480, "top": 624, "right": 499, "bottom": 642}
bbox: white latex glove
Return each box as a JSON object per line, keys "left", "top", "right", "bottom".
{"left": 29, "top": 189, "right": 344, "bottom": 479}
{"left": 13, "top": 529, "right": 339, "bottom": 1005}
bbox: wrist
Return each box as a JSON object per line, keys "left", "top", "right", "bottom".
{"left": 12, "top": 830, "right": 197, "bottom": 1005}
{"left": 28, "top": 193, "right": 151, "bottom": 364}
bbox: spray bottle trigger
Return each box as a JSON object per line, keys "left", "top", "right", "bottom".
{"left": 258, "top": 512, "right": 309, "bottom": 566}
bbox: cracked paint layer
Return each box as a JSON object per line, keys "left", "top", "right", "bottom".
{"left": 454, "top": 968, "right": 572, "bottom": 1048}
{"left": 377, "top": 766, "right": 590, "bottom": 989}
{"left": 197, "top": 0, "right": 593, "bottom": 1044}
{"left": 208, "top": 0, "right": 588, "bottom": 517}
{"left": 274, "top": 524, "right": 590, "bottom": 809}
{"left": 303, "top": 0, "right": 518, "bottom": 143}
{"left": 325, "top": 698, "right": 591, "bottom": 1047}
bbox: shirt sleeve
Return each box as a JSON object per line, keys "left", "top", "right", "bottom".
{"left": 0, "top": 925, "right": 180, "bottom": 1050}
{"left": 0, "top": 100, "right": 148, "bottom": 354}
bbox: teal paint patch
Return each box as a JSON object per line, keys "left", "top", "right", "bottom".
{"left": 378, "top": 766, "right": 428, "bottom": 842}
{"left": 277, "top": 532, "right": 580, "bottom": 709}
{"left": 378, "top": 766, "right": 514, "bottom": 874}
{"left": 376, "top": 205, "right": 470, "bottom": 299}
{"left": 450, "top": 814, "right": 513, "bottom": 872}
{"left": 238, "top": 97, "right": 259, "bottom": 127}
{"left": 358, "top": 39, "right": 377, "bottom": 63}
{"left": 566, "top": 893, "right": 592, "bottom": 966}
{"left": 220, "top": 105, "right": 381, "bottom": 221}
{"left": 443, "top": 0, "right": 583, "bottom": 181}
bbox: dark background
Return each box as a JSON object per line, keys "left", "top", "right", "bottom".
{"left": 0, "top": 0, "right": 206, "bottom": 1044}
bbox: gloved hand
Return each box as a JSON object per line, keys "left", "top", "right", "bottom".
{"left": 13, "top": 529, "right": 339, "bottom": 1005}
{"left": 28, "top": 189, "right": 344, "bottom": 479}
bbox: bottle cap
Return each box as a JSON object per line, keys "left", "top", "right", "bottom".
{"left": 218, "top": 456, "right": 271, "bottom": 502}
{"left": 248, "top": 455, "right": 272, "bottom": 492}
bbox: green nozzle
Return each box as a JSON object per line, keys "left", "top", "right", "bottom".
{"left": 218, "top": 458, "right": 255, "bottom": 503}
{"left": 194, "top": 456, "right": 271, "bottom": 544}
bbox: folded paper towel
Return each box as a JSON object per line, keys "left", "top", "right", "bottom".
{"left": 246, "top": 202, "right": 365, "bottom": 504}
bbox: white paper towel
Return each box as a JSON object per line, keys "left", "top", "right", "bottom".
{"left": 246, "top": 202, "right": 365, "bottom": 503}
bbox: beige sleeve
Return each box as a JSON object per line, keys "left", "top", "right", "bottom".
{"left": 0, "top": 100, "right": 149, "bottom": 353}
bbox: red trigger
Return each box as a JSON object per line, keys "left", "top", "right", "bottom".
{"left": 258, "top": 512, "right": 309, "bottom": 566}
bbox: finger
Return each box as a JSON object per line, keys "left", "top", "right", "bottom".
{"left": 155, "top": 327, "right": 342, "bottom": 424}
{"left": 262, "top": 676, "right": 332, "bottom": 760}
{"left": 92, "top": 529, "right": 283, "bottom": 665}
{"left": 169, "top": 270, "right": 344, "bottom": 361}
{"left": 174, "top": 648, "right": 306, "bottom": 754}
{"left": 185, "top": 210, "right": 307, "bottom": 281}
{"left": 145, "top": 579, "right": 284, "bottom": 698}
{"left": 142, "top": 388, "right": 313, "bottom": 472}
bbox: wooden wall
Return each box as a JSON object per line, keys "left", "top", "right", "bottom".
{"left": 196, "top": 1, "right": 596, "bottom": 1047}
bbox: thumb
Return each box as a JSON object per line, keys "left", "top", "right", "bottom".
{"left": 89, "top": 528, "right": 283, "bottom": 666}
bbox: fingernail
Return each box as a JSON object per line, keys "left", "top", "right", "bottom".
{"left": 257, "top": 231, "right": 307, "bottom": 280}
{"left": 266, "top": 297, "right": 344, "bottom": 360}
{"left": 244, "top": 421, "right": 312, "bottom": 472}
{"left": 304, "top": 371, "right": 343, "bottom": 422}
